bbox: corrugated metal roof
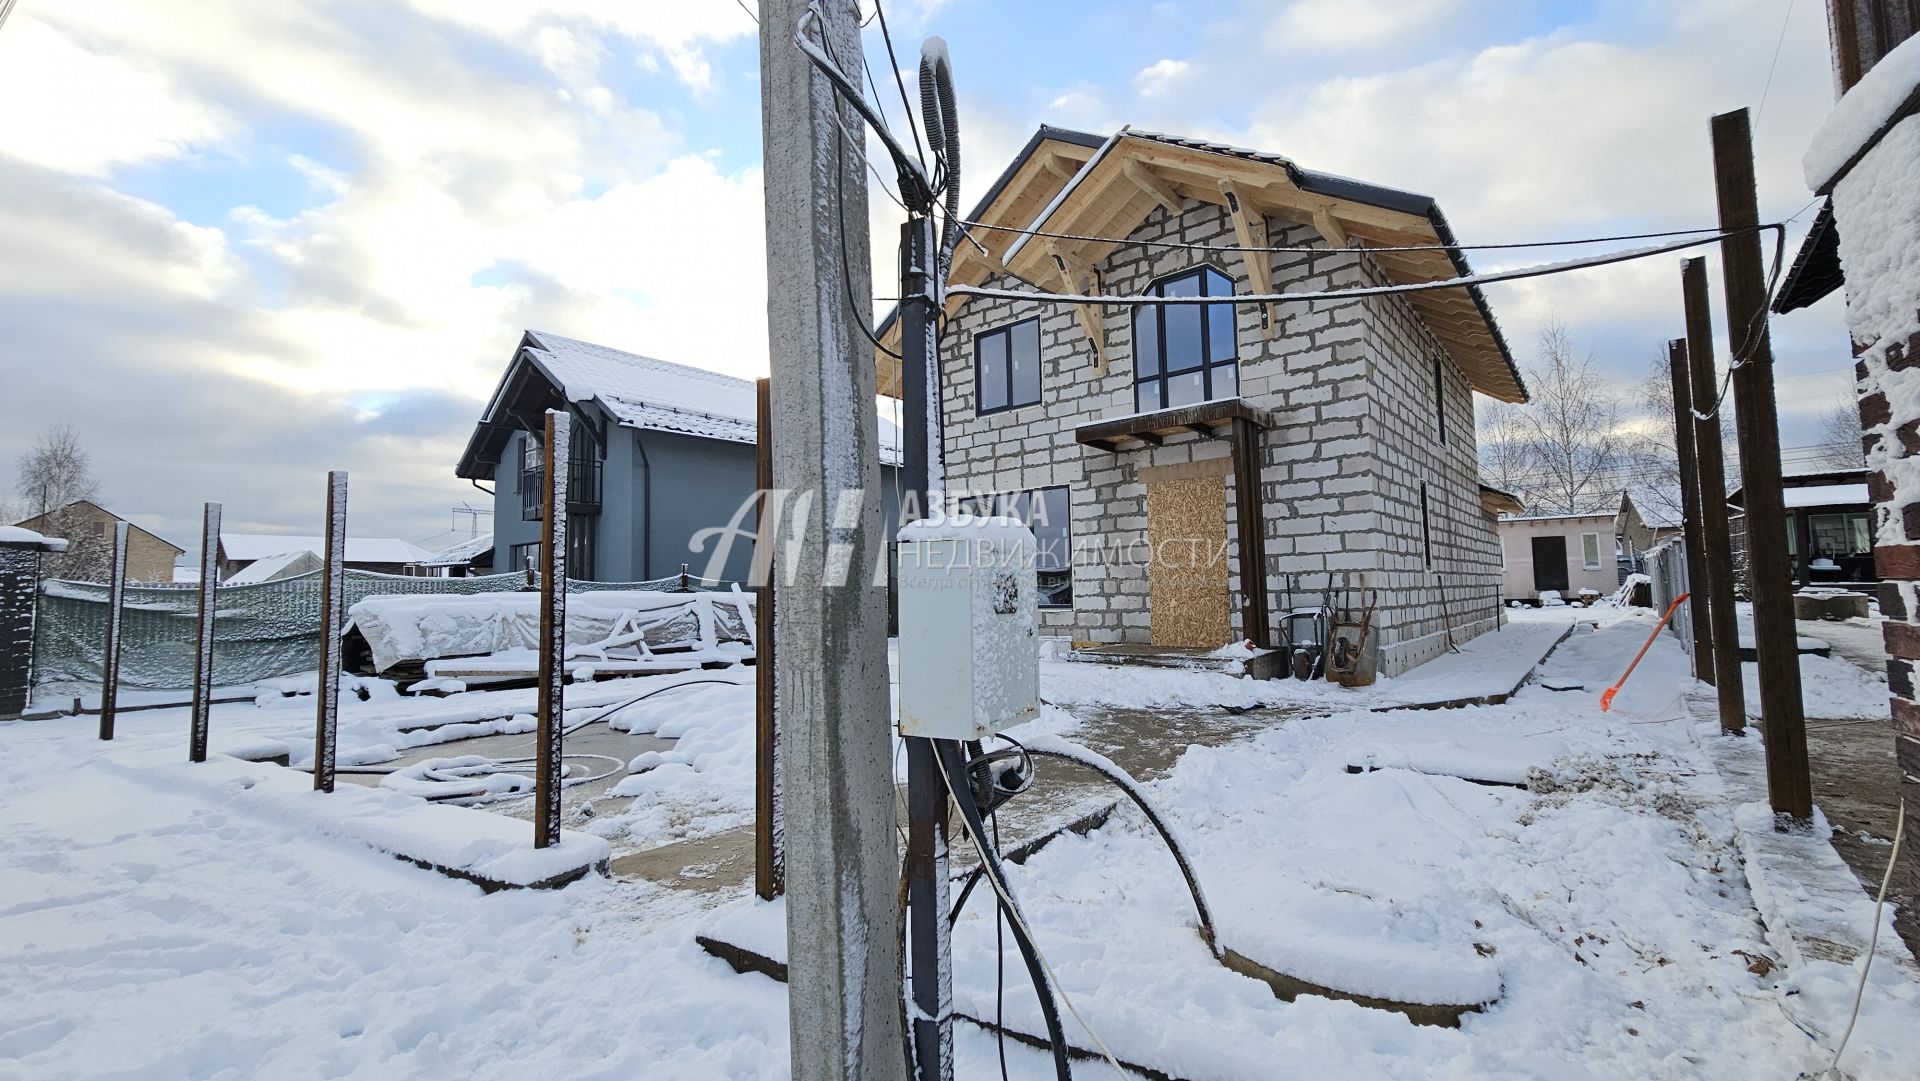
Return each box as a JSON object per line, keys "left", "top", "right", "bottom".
{"left": 1772, "top": 199, "right": 1843, "bottom": 314}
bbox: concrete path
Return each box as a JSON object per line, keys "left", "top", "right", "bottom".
{"left": 609, "top": 701, "right": 1317, "bottom": 897}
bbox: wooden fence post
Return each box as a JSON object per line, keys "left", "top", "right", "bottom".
{"left": 97, "top": 522, "right": 129, "bottom": 740}
{"left": 1682, "top": 257, "right": 1746, "bottom": 732}
{"left": 1711, "top": 107, "right": 1811, "bottom": 818}
{"left": 314, "top": 471, "right": 347, "bottom": 792}
{"left": 535, "top": 410, "right": 570, "bottom": 849}
{"left": 754, "top": 376, "right": 782, "bottom": 900}
{"left": 189, "top": 502, "right": 220, "bottom": 762}
{"left": 1666, "top": 339, "right": 1714, "bottom": 678}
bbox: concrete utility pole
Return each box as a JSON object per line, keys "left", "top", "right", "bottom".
{"left": 1710, "top": 108, "right": 1811, "bottom": 818}
{"left": 1681, "top": 258, "right": 1745, "bottom": 732}
{"left": 535, "top": 410, "right": 570, "bottom": 850}
{"left": 189, "top": 502, "right": 221, "bottom": 763}
{"left": 759, "top": 1, "right": 904, "bottom": 1077}
{"left": 1666, "top": 339, "right": 1713, "bottom": 679}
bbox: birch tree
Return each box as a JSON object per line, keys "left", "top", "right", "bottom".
{"left": 1514, "top": 321, "right": 1625, "bottom": 515}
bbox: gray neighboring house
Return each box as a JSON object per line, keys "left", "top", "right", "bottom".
{"left": 456, "top": 330, "right": 904, "bottom": 584}
{"left": 877, "top": 126, "right": 1528, "bottom": 676}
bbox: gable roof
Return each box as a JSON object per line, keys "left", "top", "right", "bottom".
{"left": 219, "top": 533, "right": 433, "bottom": 565}
{"left": 457, "top": 330, "right": 902, "bottom": 479}
{"left": 224, "top": 549, "right": 323, "bottom": 584}
{"left": 1619, "top": 488, "right": 1684, "bottom": 531}
{"left": 14, "top": 499, "right": 184, "bottom": 555}
{"left": 875, "top": 125, "right": 1526, "bottom": 403}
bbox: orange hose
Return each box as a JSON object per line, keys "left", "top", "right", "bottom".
{"left": 1599, "top": 592, "right": 1692, "bottom": 712}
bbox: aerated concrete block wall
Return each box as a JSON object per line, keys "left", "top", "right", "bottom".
{"left": 938, "top": 196, "right": 1500, "bottom": 672}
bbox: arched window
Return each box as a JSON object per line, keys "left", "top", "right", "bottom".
{"left": 1132, "top": 266, "right": 1238, "bottom": 412}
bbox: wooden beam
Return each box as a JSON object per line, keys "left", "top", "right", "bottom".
{"left": 1048, "top": 240, "right": 1108, "bottom": 372}
{"left": 1311, "top": 203, "right": 1350, "bottom": 249}
{"left": 1185, "top": 423, "right": 1219, "bottom": 439}
{"left": 1134, "top": 431, "right": 1164, "bottom": 447}
{"left": 1218, "top": 178, "right": 1278, "bottom": 335}
{"left": 1041, "top": 153, "right": 1079, "bottom": 183}
{"left": 1123, "top": 160, "right": 1184, "bottom": 216}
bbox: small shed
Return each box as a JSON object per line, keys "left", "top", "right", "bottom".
{"left": 0, "top": 526, "right": 67, "bottom": 718}
{"left": 1496, "top": 511, "right": 1620, "bottom": 605}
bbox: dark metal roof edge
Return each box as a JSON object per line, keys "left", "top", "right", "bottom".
{"left": 1772, "top": 198, "right": 1841, "bottom": 315}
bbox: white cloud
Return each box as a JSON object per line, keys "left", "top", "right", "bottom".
{"left": 0, "top": 18, "right": 236, "bottom": 176}
{"left": 1133, "top": 58, "right": 1192, "bottom": 99}
{"left": 1264, "top": 0, "right": 1466, "bottom": 52}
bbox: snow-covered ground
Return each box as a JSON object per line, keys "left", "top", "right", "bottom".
{"left": 2, "top": 606, "right": 1914, "bottom": 1078}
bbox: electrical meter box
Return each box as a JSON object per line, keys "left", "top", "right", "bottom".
{"left": 895, "top": 517, "right": 1039, "bottom": 740}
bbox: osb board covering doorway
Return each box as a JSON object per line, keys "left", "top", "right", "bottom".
{"left": 1143, "top": 462, "right": 1231, "bottom": 648}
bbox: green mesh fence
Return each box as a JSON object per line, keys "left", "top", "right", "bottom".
{"left": 32, "top": 571, "right": 523, "bottom": 693}
{"left": 30, "top": 569, "right": 727, "bottom": 694}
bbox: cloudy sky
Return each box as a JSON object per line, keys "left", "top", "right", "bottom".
{"left": 0, "top": 0, "right": 1847, "bottom": 554}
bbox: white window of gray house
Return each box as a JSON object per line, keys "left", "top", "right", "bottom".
{"left": 975, "top": 317, "right": 1042, "bottom": 415}
{"left": 1133, "top": 266, "right": 1238, "bottom": 412}
{"left": 1581, "top": 531, "right": 1602, "bottom": 570}
{"left": 959, "top": 485, "right": 1073, "bottom": 608}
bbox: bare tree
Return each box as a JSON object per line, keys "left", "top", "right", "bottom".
{"left": 1815, "top": 402, "right": 1867, "bottom": 468}
{"left": 17, "top": 422, "right": 98, "bottom": 519}
{"left": 1514, "top": 321, "right": 1626, "bottom": 515}
{"left": 1476, "top": 396, "right": 1533, "bottom": 502}
{"left": 13, "top": 423, "right": 109, "bottom": 580}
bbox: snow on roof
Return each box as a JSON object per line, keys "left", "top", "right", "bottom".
{"left": 1806, "top": 32, "right": 1920, "bottom": 191}
{"left": 420, "top": 533, "right": 494, "bottom": 567}
{"left": 1781, "top": 483, "right": 1870, "bottom": 509}
{"left": 0, "top": 525, "right": 68, "bottom": 551}
{"left": 1497, "top": 511, "right": 1617, "bottom": 524}
{"left": 220, "top": 533, "right": 433, "bottom": 564}
{"left": 225, "top": 549, "right": 323, "bottom": 585}
{"left": 522, "top": 331, "right": 903, "bottom": 464}
{"left": 1622, "top": 489, "right": 1683, "bottom": 529}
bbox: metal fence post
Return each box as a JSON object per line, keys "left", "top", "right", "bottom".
{"left": 97, "top": 522, "right": 129, "bottom": 740}
{"left": 189, "top": 502, "right": 221, "bottom": 762}
{"left": 535, "top": 410, "right": 570, "bottom": 849}
{"left": 314, "top": 472, "right": 347, "bottom": 792}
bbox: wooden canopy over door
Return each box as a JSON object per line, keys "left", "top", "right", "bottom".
{"left": 1076, "top": 399, "right": 1272, "bottom": 647}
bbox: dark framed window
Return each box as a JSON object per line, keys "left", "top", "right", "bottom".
{"left": 1432, "top": 355, "right": 1447, "bottom": 443}
{"left": 1419, "top": 483, "right": 1434, "bottom": 566}
{"left": 1132, "top": 266, "right": 1238, "bottom": 413}
{"left": 508, "top": 541, "right": 539, "bottom": 572}
{"left": 975, "top": 318, "right": 1042, "bottom": 415}
{"left": 959, "top": 485, "right": 1073, "bottom": 608}
{"left": 519, "top": 425, "right": 604, "bottom": 522}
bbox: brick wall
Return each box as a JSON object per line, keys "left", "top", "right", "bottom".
{"left": 1830, "top": 110, "right": 1920, "bottom": 912}
{"left": 938, "top": 195, "right": 1501, "bottom": 672}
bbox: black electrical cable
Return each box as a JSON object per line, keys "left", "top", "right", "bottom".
{"left": 958, "top": 215, "right": 1756, "bottom": 256}
{"left": 836, "top": 122, "right": 905, "bottom": 360}
{"left": 992, "top": 811, "right": 1009, "bottom": 1081}
{"left": 869, "top": 0, "right": 927, "bottom": 174}
{"left": 937, "top": 740, "right": 1072, "bottom": 1081}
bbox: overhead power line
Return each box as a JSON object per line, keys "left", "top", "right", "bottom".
{"left": 958, "top": 217, "right": 1740, "bottom": 257}
{"left": 947, "top": 227, "right": 1775, "bottom": 309}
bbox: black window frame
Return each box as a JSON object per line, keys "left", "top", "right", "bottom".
{"left": 957, "top": 484, "right": 1074, "bottom": 609}
{"left": 1432, "top": 355, "right": 1447, "bottom": 444}
{"left": 508, "top": 541, "right": 539, "bottom": 572}
{"left": 1132, "top": 265, "right": 1240, "bottom": 413}
{"left": 974, "top": 316, "right": 1043, "bottom": 416}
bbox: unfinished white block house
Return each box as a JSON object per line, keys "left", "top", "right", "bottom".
{"left": 879, "top": 127, "right": 1529, "bottom": 675}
